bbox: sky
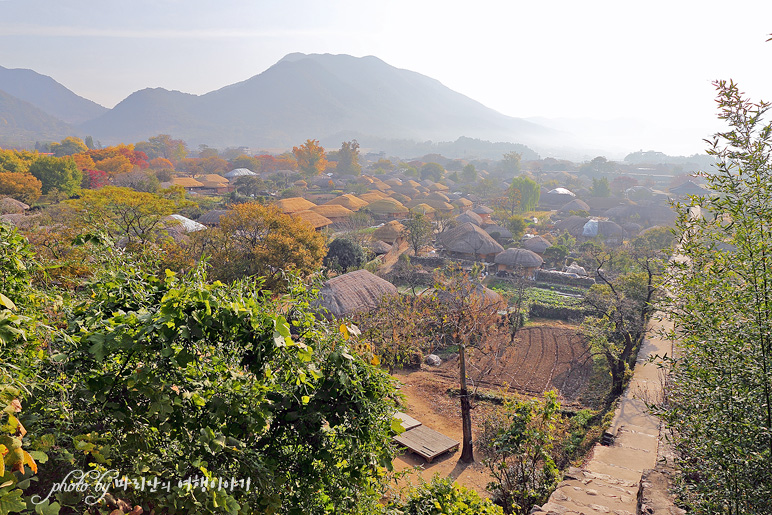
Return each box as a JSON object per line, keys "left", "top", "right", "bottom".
{"left": 1, "top": 0, "right": 771, "bottom": 157}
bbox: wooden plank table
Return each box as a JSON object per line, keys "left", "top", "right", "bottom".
{"left": 394, "top": 412, "right": 422, "bottom": 431}
{"left": 393, "top": 425, "right": 460, "bottom": 463}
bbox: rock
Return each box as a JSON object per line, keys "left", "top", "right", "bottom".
{"left": 424, "top": 354, "right": 442, "bottom": 366}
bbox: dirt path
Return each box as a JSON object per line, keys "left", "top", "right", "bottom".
{"left": 391, "top": 369, "right": 493, "bottom": 497}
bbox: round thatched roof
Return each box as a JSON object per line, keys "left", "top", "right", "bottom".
{"left": 427, "top": 191, "right": 450, "bottom": 202}
{"left": 370, "top": 240, "right": 392, "bottom": 255}
{"left": 565, "top": 262, "right": 588, "bottom": 276}
{"left": 316, "top": 270, "right": 397, "bottom": 319}
{"left": 197, "top": 209, "right": 230, "bottom": 226}
{"left": 166, "top": 214, "right": 206, "bottom": 233}
{"left": 452, "top": 198, "right": 473, "bottom": 210}
{"left": 366, "top": 198, "right": 408, "bottom": 215}
{"left": 484, "top": 224, "right": 513, "bottom": 240}
{"left": 456, "top": 210, "right": 483, "bottom": 226}
{"left": 358, "top": 191, "right": 388, "bottom": 203}
{"left": 293, "top": 210, "right": 332, "bottom": 229}
{"left": 494, "top": 248, "right": 544, "bottom": 268}
{"left": 411, "top": 203, "right": 436, "bottom": 215}
{"left": 559, "top": 199, "right": 590, "bottom": 214}
{"left": 0, "top": 198, "right": 30, "bottom": 214}
{"left": 433, "top": 282, "right": 506, "bottom": 311}
{"left": 472, "top": 205, "right": 494, "bottom": 215}
{"left": 523, "top": 235, "right": 551, "bottom": 254}
{"left": 390, "top": 193, "right": 411, "bottom": 204}
{"left": 373, "top": 220, "right": 405, "bottom": 243}
{"left": 439, "top": 222, "right": 505, "bottom": 256}
{"left": 554, "top": 215, "right": 590, "bottom": 237}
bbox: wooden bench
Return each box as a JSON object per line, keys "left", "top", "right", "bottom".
{"left": 393, "top": 425, "right": 460, "bottom": 463}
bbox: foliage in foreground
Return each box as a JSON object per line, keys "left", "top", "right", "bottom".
{"left": 1, "top": 222, "right": 399, "bottom": 514}
{"left": 385, "top": 476, "right": 503, "bottom": 515}
{"left": 659, "top": 80, "right": 772, "bottom": 514}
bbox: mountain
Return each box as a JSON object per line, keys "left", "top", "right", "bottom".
{"left": 0, "top": 89, "right": 75, "bottom": 148}
{"left": 81, "top": 53, "right": 557, "bottom": 149}
{"left": 0, "top": 65, "right": 107, "bottom": 125}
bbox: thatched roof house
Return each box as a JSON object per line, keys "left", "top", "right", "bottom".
{"left": 669, "top": 180, "right": 707, "bottom": 197}
{"left": 484, "top": 224, "right": 513, "bottom": 242}
{"left": 358, "top": 191, "right": 388, "bottom": 203}
{"left": 439, "top": 222, "right": 504, "bottom": 261}
{"left": 366, "top": 198, "right": 409, "bottom": 221}
{"left": 197, "top": 209, "right": 231, "bottom": 226}
{"left": 494, "top": 248, "right": 543, "bottom": 277}
{"left": 0, "top": 197, "right": 30, "bottom": 214}
{"left": 553, "top": 215, "right": 590, "bottom": 238}
{"left": 523, "top": 235, "right": 551, "bottom": 254}
{"left": 276, "top": 197, "right": 317, "bottom": 214}
{"left": 172, "top": 177, "right": 205, "bottom": 190}
{"left": 373, "top": 220, "right": 405, "bottom": 244}
{"left": 370, "top": 240, "right": 392, "bottom": 255}
{"left": 410, "top": 203, "right": 436, "bottom": 218}
{"left": 310, "top": 204, "right": 354, "bottom": 223}
{"left": 432, "top": 282, "right": 507, "bottom": 312}
{"left": 324, "top": 194, "right": 369, "bottom": 211}
{"left": 456, "top": 210, "right": 483, "bottom": 226}
{"left": 559, "top": 199, "right": 591, "bottom": 214}
{"left": 292, "top": 210, "right": 332, "bottom": 230}
{"left": 452, "top": 198, "right": 473, "bottom": 212}
{"left": 316, "top": 270, "right": 397, "bottom": 319}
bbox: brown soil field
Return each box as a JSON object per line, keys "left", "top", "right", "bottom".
{"left": 434, "top": 322, "right": 594, "bottom": 408}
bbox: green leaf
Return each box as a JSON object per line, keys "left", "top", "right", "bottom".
{"left": 0, "top": 294, "right": 16, "bottom": 311}
{"left": 0, "top": 489, "right": 26, "bottom": 515}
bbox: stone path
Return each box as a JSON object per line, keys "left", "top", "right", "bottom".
{"left": 532, "top": 316, "right": 673, "bottom": 515}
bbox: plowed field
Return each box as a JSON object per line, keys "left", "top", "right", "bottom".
{"left": 435, "top": 324, "right": 593, "bottom": 406}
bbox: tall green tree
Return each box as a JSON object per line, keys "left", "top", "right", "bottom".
{"left": 402, "top": 211, "right": 433, "bottom": 256}
{"left": 336, "top": 140, "right": 361, "bottom": 175}
{"left": 509, "top": 176, "right": 540, "bottom": 213}
{"left": 658, "top": 80, "right": 772, "bottom": 514}
{"left": 28, "top": 155, "right": 82, "bottom": 196}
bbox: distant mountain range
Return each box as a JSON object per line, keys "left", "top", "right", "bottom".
{"left": 0, "top": 53, "right": 564, "bottom": 153}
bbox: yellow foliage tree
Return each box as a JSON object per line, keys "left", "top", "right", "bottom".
{"left": 0, "top": 172, "right": 42, "bottom": 203}
{"left": 193, "top": 202, "right": 326, "bottom": 290}
{"left": 292, "top": 139, "right": 327, "bottom": 178}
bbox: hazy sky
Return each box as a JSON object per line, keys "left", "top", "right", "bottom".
{"left": 1, "top": 0, "right": 770, "bottom": 157}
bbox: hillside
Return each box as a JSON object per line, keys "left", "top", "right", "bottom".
{"left": 0, "top": 89, "right": 75, "bottom": 147}
{"left": 81, "top": 53, "right": 557, "bottom": 148}
{"left": 0, "top": 65, "right": 107, "bottom": 125}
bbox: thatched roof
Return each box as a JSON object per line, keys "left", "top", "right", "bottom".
{"left": 0, "top": 197, "right": 30, "bottom": 214}
{"left": 310, "top": 204, "right": 354, "bottom": 218}
{"left": 433, "top": 282, "right": 506, "bottom": 311}
{"left": 293, "top": 210, "right": 332, "bottom": 229}
{"left": 484, "top": 224, "right": 513, "bottom": 240}
{"left": 565, "top": 262, "right": 588, "bottom": 276}
{"left": 430, "top": 182, "right": 449, "bottom": 191}
{"left": 172, "top": 177, "right": 205, "bottom": 188}
{"left": 373, "top": 220, "right": 405, "bottom": 243}
{"left": 370, "top": 240, "right": 392, "bottom": 255}
{"left": 366, "top": 198, "right": 408, "bottom": 215}
{"left": 472, "top": 205, "right": 494, "bottom": 215}
{"left": 553, "top": 215, "right": 590, "bottom": 237}
{"left": 0, "top": 213, "right": 37, "bottom": 228}
{"left": 385, "top": 178, "right": 402, "bottom": 187}
{"left": 456, "top": 210, "right": 483, "bottom": 226}
{"left": 669, "top": 180, "right": 706, "bottom": 196}
{"left": 559, "top": 199, "right": 590, "bottom": 214}
{"left": 416, "top": 199, "right": 454, "bottom": 212}
{"left": 390, "top": 193, "right": 411, "bottom": 204}
{"left": 410, "top": 203, "right": 436, "bottom": 215}
{"left": 316, "top": 270, "right": 397, "bottom": 319}
{"left": 358, "top": 191, "right": 388, "bottom": 203}
{"left": 523, "top": 235, "right": 551, "bottom": 254}
{"left": 405, "top": 179, "right": 421, "bottom": 188}
{"left": 439, "top": 222, "right": 505, "bottom": 256}
{"left": 275, "top": 197, "right": 317, "bottom": 214}
{"left": 452, "top": 198, "right": 473, "bottom": 210}
{"left": 324, "top": 194, "right": 369, "bottom": 211}
{"left": 427, "top": 191, "right": 450, "bottom": 202}
{"left": 197, "top": 209, "right": 230, "bottom": 226}
{"left": 581, "top": 219, "right": 624, "bottom": 237}
{"left": 495, "top": 248, "right": 544, "bottom": 268}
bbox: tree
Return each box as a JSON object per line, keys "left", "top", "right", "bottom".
{"left": 479, "top": 391, "right": 563, "bottom": 514}
{"left": 402, "top": 211, "right": 433, "bottom": 256}
{"left": 49, "top": 136, "right": 88, "bottom": 157}
{"left": 386, "top": 476, "right": 503, "bottom": 515}
{"left": 65, "top": 186, "right": 179, "bottom": 245}
{"left": 229, "top": 154, "right": 261, "bottom": 172}
{"left": 323, "top": 237, "right": 368, "bottom": 272}
{"left": 590, "top": 177, "right": 611, "bottom": 197}
{"left": 30, "top": 260, "right": 398, "bottom": 514}
{"left": 293, "top": 139, "right": 328, "bottom": 178}
{"left": 336, "top": 140, "right": 361, "bottom": 175}
{"left": 135, "top": 134, "right": 188, "bottom": 163}
{"left": 497, "top": 151, "right": 521, "bottom": 177}
{"left": 0, "top": 171, "right": 42, "bottom": 203}
{"left": 28, "top": 155, "right": 82, "bottom": 196}
{"left": 195, "top": 203, "right": 326, "bottom": 290}
{"left": 433, "top": 267, "right": 506, "bottom": 462}
{"left": 509, "top": 176, "right": 540, "bottom": 212}
{"left": 504, "top": 215, "right": 526, "bottom": 242}
{"left": 420, "top": 162, "right": 444, "bottom": 182}
{"left": 657, "top": 80, "right": 772, "bottom": 513}
{"left": 461, "top": 163, "right": 477, "bottom": 182}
